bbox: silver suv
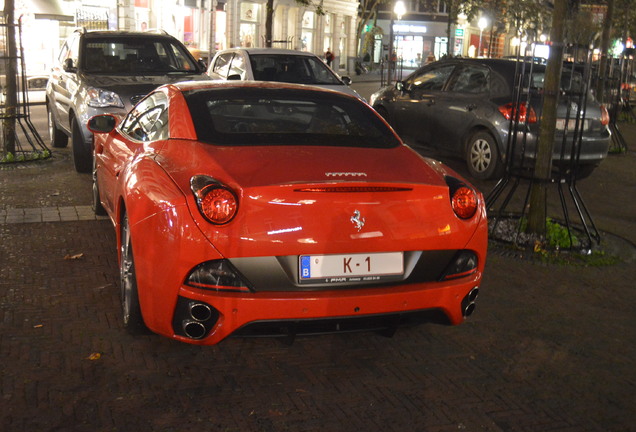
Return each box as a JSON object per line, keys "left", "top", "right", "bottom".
{"left": 46, "top": 29, "right": 209, "bottom": 172}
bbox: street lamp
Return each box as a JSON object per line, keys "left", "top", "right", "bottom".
{"left": 388, "top": 0, "right": 406, "bottom": 85}
{"left": 477, "top": 16, "right": 488, "bottom": 58}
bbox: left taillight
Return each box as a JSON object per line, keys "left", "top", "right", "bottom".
{"left": 446, "top": 177, "right": 478, "bottom": 219}
{"left": 600, "top": 105, "right": 610, "bottom": 126}
{"left": 190, "top": 175, "right": 238, "bottom": 224}
{"left": 498, "top": 102, "right": 537, "bottom": 124}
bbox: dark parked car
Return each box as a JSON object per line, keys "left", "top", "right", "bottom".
{"left": 369, "top": 58, "right": 611, "bottom": 180}
{"left": 46, "top": 29, "right": 209, "bottom": 173}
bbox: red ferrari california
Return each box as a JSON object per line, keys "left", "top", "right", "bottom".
{"left": 89, "top": 81, "right": 487, "bottom": 345}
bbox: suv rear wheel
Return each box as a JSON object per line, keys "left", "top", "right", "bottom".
{"left": 71, "top": 117, "right": 92, "bottom": 173}
{"left": 47, "top": 107, "right": 68, "bottom": 148}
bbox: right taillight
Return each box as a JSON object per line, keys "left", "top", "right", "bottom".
{"left": 600, "top": 105, "right": 610, "bottom": 126}
{"left": 499, "top": 102, "right": 537, "bottom": 124}
{"left": 446, "top": 176, "right": 478, "bottom": 219}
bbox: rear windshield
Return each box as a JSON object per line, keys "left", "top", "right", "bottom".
{"left": 185, "top": 88, "right": 400, "bottom": 148}
{"left": 249, "top": 54, "right": 343, "bottom": 85}
{"left": 82, "top": 37, "right": 198, "bottom": 74}
{"left": 527, "top": 71, "right": 587, "bottom": 95}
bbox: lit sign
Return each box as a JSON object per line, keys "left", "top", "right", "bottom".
{"left": 393, "top": 24, "right": 427, "bottom": 33}
{"left": 455, "top": 28, "right": 464, "bottom": 37}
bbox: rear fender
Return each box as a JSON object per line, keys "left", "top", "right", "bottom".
{"left": 115, "top": 158, "right": 224, "bottom": 336}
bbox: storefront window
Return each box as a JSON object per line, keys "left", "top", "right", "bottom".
{"left": 323, "top": 14, "right": 333, "bottom": 54}
{"left": 240, "top": 3, "right": 259, "bottom": 48}
{"left": 339, "top": 18, "right": 349, "bottom": 69}
{"left": 301, "top": 11, "right": 314, "bottom": 52}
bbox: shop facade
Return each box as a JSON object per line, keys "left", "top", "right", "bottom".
{"left": 11, "top": 0, "right": 359, "bottom": 76}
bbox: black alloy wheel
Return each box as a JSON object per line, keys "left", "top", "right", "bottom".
{"left": 71, "top": 117, "right": 92, "bottom": 173}
{"left": 120, "top": 213, "right": 149, "bottom": 335}
{"left": 91, "top": 155, "right": 107, "bottom": 216}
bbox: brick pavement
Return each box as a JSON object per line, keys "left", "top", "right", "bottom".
{"left": 1, "top": 110, "right": 635, "bottom": 431}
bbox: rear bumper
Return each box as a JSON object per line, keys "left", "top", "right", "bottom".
{"left": 170, "top": 273, "right": 482, "bottom": 345}
{"left": 504, "top": 129, "right": 610, "bottom": 166}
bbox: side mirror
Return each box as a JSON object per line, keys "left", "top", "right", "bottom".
{"left": 87, "top": 114, "right": 117, "bottom": 134}
{"left": 63, "top": 58, "right": 77, "bottom": 73}
{"left": 396, "top": 81, "right": 407, "bottom": 93}
{"left": 197, "top": 59, "right": 207, "bottom": 71}
{"left": 341, "top": 76, "right": 352, "bottom": 86}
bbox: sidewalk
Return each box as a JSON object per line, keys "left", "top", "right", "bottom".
{"left": 1, "top": 110, "right": 635, "bottom": 431}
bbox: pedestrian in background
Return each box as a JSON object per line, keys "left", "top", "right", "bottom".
{"left": 325, "top": 48, "right": 335, "bottom": 67}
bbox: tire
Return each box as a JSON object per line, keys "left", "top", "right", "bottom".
{"left": 92, "top": 156, "right": 107, "bottom": 216}
{"left": 465, "top": 131, "right": 503, "bottom": 180}
{"left": 47, "top": 107, "right": 68, "bottom": 148}
{"left": 71, "top": 118, "right": 92, "bottom": 173}
{"left": 120, "top": 213, "right": 149, "bottom": 335}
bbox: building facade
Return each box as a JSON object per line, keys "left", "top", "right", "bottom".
{"left": 12, "top": 0, "right": 359, "bottom": 76}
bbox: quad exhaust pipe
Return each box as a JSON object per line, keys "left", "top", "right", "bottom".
{"left": 462, "top": 286, "right": 479, "bottom": 318}
{"left": 182, "top": 302, "right": 214, "bottom": 339}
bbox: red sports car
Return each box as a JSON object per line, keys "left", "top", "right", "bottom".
{"left": 89, "top": 81, "right": 488, "bottom": 345}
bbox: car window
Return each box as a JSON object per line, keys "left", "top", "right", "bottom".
{"left": 449, "top": 66, "right": 489, "bottom": 94}
{"left": 120, "top": 92, "right": 169, "bottom": 141}
{"left": 81, "top": 37, "right": 198, "bottom": 74}
{"left": 62, "top": 34, "right": 80, "bottom": 68}
{"left": 407, "top": 64, "right": 455, "bottom": 91}
{"left": 228, "top": 54, "right": 246, "bottom": 79}
{"left": 249, "top": 54, "right": 342, "bottom": 85}
{"left": 185, "top": 88, "right": 400, "bottom": 148}
{"left": 212, "top": 53, "right": 234, "bottom": 78}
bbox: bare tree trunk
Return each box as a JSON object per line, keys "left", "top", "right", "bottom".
{"left": 597, "top": 0, "right": 614, "bottom": 103}
{"left": 526, "top": 0, "right": 567, "bottom": 236}
{"left": 2, "top": 0, "right": 18, "bottom": 156}
{"left": 265, "top": 0, "right": 274, "bottom": 48}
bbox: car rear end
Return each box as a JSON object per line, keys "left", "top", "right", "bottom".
{"left": 133, "top": 84, "right": 488, "bottom": 344}
{"left": 493, "top": 61, "right": 611, "bottom": 177}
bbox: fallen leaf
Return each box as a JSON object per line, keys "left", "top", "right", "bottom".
{"left": 87, "top": 352, "right": 101, "bottom": 360}
{"left": 33, "top": 324, "right": 43, "bottom": 328}
{"left": 64, "top": 253, "right": 84, "bottom": 260}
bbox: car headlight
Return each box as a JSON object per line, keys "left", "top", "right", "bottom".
{"left": 86, "top": 87, "right": 124, "bottom": 108}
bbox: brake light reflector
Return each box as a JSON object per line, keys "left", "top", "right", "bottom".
{"left": 445, "top": 176, "right": 478, "bottom": 219}
{"left": 451, "top": 187, "right": 478, "bottom": 219}
{"left": 499, "top": 102, "right": 537, "bottom": 123}
{"left": 200, "top": 187, "right": 237, "bottom": 224}
{"left": 190, "top": 175, "right": 238, "bottom": 224}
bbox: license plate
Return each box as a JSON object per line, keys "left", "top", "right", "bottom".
{"left": 299, "top": 252, "right": 403, "bottom": 284}
{"left": 556, "top": 118, "right": 587, "bottom": 131}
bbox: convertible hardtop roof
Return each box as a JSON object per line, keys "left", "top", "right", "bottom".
{"left": 170, "top": 80, "right": 359, "bottom": 97}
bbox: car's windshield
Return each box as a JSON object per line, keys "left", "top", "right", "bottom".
{"left": 82, "top": 37, "right": 198, "bottom": 74}
{"left": 185, "top": 88, "right": 400, "bottom": 148}
{"left": 249, "top": 54, "right": 342, "bottom": 85}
